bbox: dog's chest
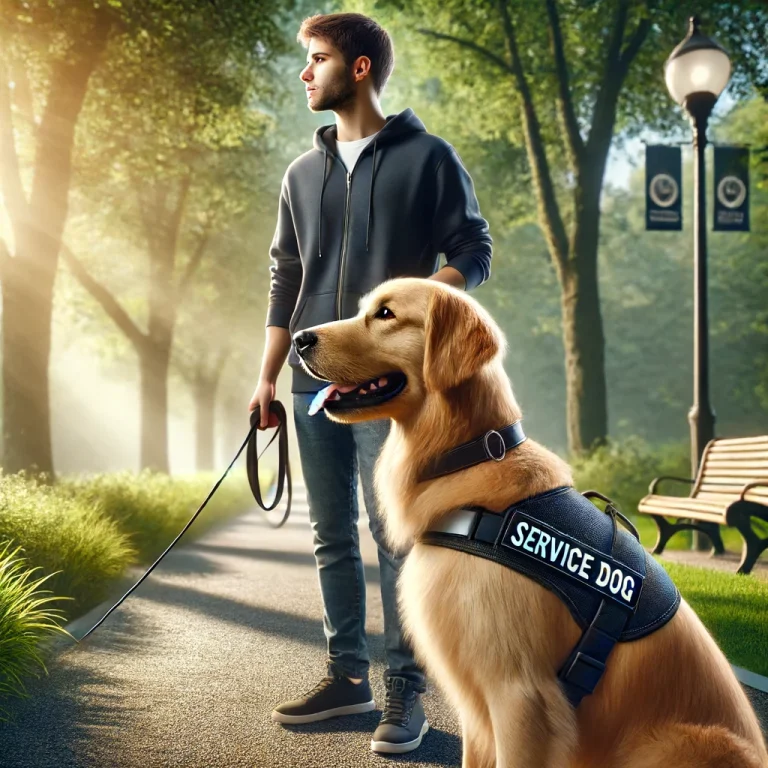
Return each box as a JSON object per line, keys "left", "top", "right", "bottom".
{"left": 398, "top": 543, "right": 538, "bottom": 649}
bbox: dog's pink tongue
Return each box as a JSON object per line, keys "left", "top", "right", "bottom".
{"left": 308, "top": 383, "right": 358, "bottom": 416}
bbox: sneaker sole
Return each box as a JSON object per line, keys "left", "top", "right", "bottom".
{"left": 370, "top": 719, "right": 429, "bottom": 754}
{"left": 272, "top": 700, "right": 376, "bottom": 725}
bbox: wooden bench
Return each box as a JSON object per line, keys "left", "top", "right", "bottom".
{"left": 638, "top": 435, "right": 768, "bottom": 574}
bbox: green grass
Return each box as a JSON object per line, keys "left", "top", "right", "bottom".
{"left": 0, "top": 466, "right": 272, "bottom": 721}
{"left": 660, "top": 560, "right": 768, "bottom": 676}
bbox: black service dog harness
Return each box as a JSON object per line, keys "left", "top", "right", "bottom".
{"left": 421, "top": 486, "right": 681, "bottom": 707}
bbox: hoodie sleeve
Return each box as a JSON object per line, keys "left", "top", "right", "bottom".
{"left": 265, "top": 173, "right": 303, "bottom": 329}
{"left": 432, "top": 148, "right": 493, "bottom": 291}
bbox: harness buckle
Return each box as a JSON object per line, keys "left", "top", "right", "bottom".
{"left": 561, "top": 652, "right": 605, "bottom": 696}
{"left": 483, "top": 430, "right": 506, "bottom": 462}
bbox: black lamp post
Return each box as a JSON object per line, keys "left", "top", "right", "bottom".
{"left": 664, "top": 17, "right": 731, "bottom": 551}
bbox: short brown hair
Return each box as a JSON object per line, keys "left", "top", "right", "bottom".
{"left": 297, "top": 13, "right": 395, "bottom": 95}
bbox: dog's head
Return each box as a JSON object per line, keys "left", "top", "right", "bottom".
{"left": 293, "top": 277, "right": 506, "bottom": 424}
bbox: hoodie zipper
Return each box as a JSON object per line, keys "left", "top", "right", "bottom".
{"left": 336, "top": 170, "right": 352, "bottom": 321}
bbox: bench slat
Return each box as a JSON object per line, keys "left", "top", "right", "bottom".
{"left": 697, "top": 492, "right": 742, "bottom": 502}
{"left": 700, "top": 470, "right": 768, "bottom": 481}
{"left": 700, "top": 478, "right": 761, "bottom": 487}
{"left": 638, "top": 499, "right": 726, "bottom": 524}
{"left": 704, "top": 451, "right": 768, "bottom": 467}
{"left": 699, "top": 482, "right": 768, "bottom": 493}
{"left": 705, "top": 460, "right": 768, "bottom": 470}
{"left": 641, "top": 496, "right": 730, "bottom": 514}
{"left": 710, "top": 436, "right": 768, "bottom": 447}
{"left": 706, "top": 447, "right": 768, "bottom": 457}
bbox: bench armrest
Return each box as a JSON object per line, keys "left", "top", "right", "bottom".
{"left": 739, "top": 482, "right": 768, "bottom": 502}
{"left": 648, "top": 476, "right": 695, "bottom": 495}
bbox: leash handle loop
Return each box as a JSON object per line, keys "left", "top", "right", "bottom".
{"left": 247, "top": 402, "right": 292, "bottom": 528}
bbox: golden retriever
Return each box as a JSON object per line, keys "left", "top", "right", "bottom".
{"left": 294, "top": 277, "right": 767, "bottom": 768}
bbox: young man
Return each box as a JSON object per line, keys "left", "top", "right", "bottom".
{"left": 248, "top": 12, "right": 493, "bottom": 755}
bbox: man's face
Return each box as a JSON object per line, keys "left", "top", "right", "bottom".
{"left": 300, "top": 38, "right": 357, "bottom": 113}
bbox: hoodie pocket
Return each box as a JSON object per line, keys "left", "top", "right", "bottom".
{"left": 288, "top": 291, "right": 338, "bottom": 366}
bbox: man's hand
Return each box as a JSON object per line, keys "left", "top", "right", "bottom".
{"left": 248, "top": 379, "right": 281, "bottom": 429}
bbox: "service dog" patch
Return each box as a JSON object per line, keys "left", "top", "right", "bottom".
{"left": 501, "top": 512, "right": 644, "bottom": 610}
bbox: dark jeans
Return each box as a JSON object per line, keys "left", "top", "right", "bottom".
{"left": 293, "top": 393, "right": 425, "bottom": 691}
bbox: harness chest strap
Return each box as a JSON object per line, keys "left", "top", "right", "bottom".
{"left": 420, "top": 487, "right": 679, "bottom": 707}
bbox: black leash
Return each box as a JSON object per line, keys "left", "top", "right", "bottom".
{"left": 77, "top": 402, "right": 292, "bottom": 642}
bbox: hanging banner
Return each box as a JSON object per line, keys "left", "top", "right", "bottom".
{"left": 714, "top": 146, "right": 750, "bottom": 232}
{"left": 646, "top": 145, "right": 682, "bottom": 231}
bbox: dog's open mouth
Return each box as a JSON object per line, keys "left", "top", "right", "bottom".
{"left": 308, "top": 371, "right": 407, "bottom": 415}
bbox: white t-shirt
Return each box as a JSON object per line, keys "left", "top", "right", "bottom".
{"left": 336, "top": 131, "right": 380, "bottom": 173}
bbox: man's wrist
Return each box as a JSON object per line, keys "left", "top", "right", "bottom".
{"left": 429, "top": 265, "right": 466, "bottom": 290}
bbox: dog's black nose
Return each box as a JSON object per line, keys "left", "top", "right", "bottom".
{"left": 293, "top": 330, "right": 318, "bottom": 358}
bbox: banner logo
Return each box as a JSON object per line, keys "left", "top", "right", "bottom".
{"left": 716, "top": 176, "right": 746, "bottom": 209}
{"left": 649, "top": 174, "right": 680, "bottom": 208}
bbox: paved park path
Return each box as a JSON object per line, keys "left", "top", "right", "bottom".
{"left": 0, "top": 481, "right": 765, "bottom": 767}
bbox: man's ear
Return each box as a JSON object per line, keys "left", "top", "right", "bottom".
{"left": 423, "top": 287, "right": 499, "bottom": 393}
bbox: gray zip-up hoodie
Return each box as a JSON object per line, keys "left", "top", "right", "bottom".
{"left": 265, "top": 107, "right": 493, "bottom": 393}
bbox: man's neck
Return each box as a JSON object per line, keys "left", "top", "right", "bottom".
{"left": 334, "top": 99, "right": 387, "bottom": 142}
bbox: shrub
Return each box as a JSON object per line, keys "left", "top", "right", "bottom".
{"left": 570, "top": 436, "right": 691, "bottom": 517}
{"left": 0, "top": 540, "right": 74, "bottom": 721}
{"left": 0, "top": 471, "right": 136, "bottom": 616}
{"left": 55, "top": 468, "right": 256, "bottom": 563}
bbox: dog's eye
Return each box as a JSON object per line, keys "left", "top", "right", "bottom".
{"left": 374, "top": 306, "right": 395, "bottom": 320}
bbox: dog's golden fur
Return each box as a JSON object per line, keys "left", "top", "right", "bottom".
{"left": 299, "top": 277, "right": 767, "bottom": 767}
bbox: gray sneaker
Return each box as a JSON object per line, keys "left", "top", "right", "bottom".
{"left": 272, "top": 667, "right": 375, "bottom": 724}
{"left": 370, "top": 676, "right": 429, "bottom": 754}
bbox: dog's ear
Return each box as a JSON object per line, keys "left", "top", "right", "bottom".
{"left": 423, "top": 287, "right": 499, "bottom": 393}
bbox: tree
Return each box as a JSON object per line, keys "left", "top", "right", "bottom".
{"left": 366, "top": 0, "right": 767, "bottom": 453}
{"left": 0, "top": 0, "right": 294, "bottom": 476}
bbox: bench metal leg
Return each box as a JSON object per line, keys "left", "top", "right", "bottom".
{"left": 731, "top": 514, "right": 768, "bottom": 575}
{"left": 700, "top": 522, "right": 726, "bottom": 556}
{"left": 651, "top": 516, "right": 678, "bottom": 555}
{"left": 650, "top": 517, "right": 725, "bottom": 557}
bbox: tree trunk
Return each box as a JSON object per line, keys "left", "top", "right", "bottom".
{"left": 1, "top": 257, "right": 56, "bottom": 478}
{"left": 194, "top": 375, "right": 216, "bottom": 471}
{"left": 139, "top": 343, "right": 171, "bottom": 473}
{"left": 0, "top": 15, "right": 110, "bottom": 479}
{"left": 558, "top": 172, "right": 608, "bottom": 455}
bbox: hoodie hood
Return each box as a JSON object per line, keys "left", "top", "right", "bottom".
{"left": 312, "top": 109, "right": 427, "bottom": 257}
{"left": 312, "top": 107, "right": 427, "bottom": 153}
